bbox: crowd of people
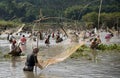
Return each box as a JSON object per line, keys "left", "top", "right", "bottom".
{"left": 5, "top": 29, "right": 68, "bottom": 72}
{"left": 7, "top": 29, "right": 68, "bottom": 56}
{"left": 7, "top": 33, "right": 27, "bottom": 56}
{"left": 4, "top": 28, "right": 116, "bottom": 72}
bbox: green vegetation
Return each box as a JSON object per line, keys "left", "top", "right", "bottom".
{"left": 0, "top": 20, "right": 22, "bottom": 31}
{"left": 3, "top": 54, "right": 11, "bottom": 59}
{"left": 0, "top": 0, "right": 119, "bottom": 29}
{"left": 70, "top": 45, "right": 91, "bottom": 59}
{"left": 97, "top": 44, "right": 120, "bottom": 51}
{"left": 70, "top": 44, "right": 120, "bottom": 59}
{"left": 82, "top": 12, "right": 120, "bottom": 28}
{"left": 0, "top": 20, "right": 21, "bottom": 27}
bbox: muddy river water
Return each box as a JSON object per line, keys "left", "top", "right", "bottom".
{"left": 0, "top": 32, "right": 120, "bottom": 78}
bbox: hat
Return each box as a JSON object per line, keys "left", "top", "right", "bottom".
{"left": 33, "top": 48, "right": 39, "bottom": 53}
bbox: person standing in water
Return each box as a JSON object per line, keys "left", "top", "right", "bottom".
{"left": 20, "top": 35, "right": 27, "bottom": 45}
{"left": 20, "top": 35, "right": 27, "bottom": 52}
{"left": 105, "top": 33, "right": 113, "bottom": 42}
{"left": 23, "top": 48, "right": 43, "bottom": 72}
{"left": 9, "top": 40, "right": 17, "bottom": 52}
{"left": 96, "top": 35, "right": 101, "bottom": 45}
{"left": 9, "top": 39, "right": 22, "bottom": 56}
{"left": 45, "top": 35, "right": 50, "bottom": 46}
{"left": 90, "top": 38, "right": 99, "bottom": 62}
{"left": 8, "top": 33, "right": 15, "bottom": 43}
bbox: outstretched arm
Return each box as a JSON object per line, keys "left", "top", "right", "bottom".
{"left": 35, "top": 63, "right": 43, "bottom": 70}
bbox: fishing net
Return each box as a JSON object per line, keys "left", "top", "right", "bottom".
{"left": 39, "top": 42, "right": 84, "bottom": 68}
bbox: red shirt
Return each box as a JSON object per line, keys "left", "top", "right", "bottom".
{"left": 20, "top": 37, "right": 26, "bottom": 43}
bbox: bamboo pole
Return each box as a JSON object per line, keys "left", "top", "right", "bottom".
{"left": 98, "top": 0, "right": 103, "bottom": 29}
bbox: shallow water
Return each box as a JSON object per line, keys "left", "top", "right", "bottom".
{"left": 0, "top": 51, "right": 120, "bottom": 78}
{"left": 0, "top": 32, "right": 120, "bottom": 78}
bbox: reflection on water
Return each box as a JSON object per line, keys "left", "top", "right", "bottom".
{"left": 11, "top": 56, "right": 22, "bottom": 67}
{"left": 24, "top": 72, "right": 61, "bottom": 78}
{"left": 24, "top": 72, "right": 37, "bottom": 78}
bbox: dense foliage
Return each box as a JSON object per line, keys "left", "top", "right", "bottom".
{"left": 0, "top": 0, "right": 119, "bottom": 28}
{"left": 82, "top": 12, "right": 120, "bottom": 28}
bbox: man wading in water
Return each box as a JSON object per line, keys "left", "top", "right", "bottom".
{"left": 90, "top": 36, "right": 101, "bottom": 61}
{"left": 23, "top": 48, "right": 43, "bottom": 72}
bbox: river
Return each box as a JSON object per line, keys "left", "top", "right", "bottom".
{"left": 0, "top": 32, "right": 120, "bottom": 78}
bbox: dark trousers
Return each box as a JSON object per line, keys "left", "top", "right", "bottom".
{"left": 23, "top": 66, "right": 34, "bottom": 72}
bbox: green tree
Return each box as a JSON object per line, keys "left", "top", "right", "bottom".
{"left": 82, "top": 12, "right": 98, "bottom": 27}
{"left": 82, "top": 12, "right": 120, "bottom": 29}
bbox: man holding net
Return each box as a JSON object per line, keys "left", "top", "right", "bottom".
{"left": 23, "top": 48, "right": 43, "bottom": 72}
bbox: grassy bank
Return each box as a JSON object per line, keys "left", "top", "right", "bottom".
{"left": 0, "top": 20, "right": 21, "bottom": 26}
{"left": 0, "top": 20, "right": 22, "bottom": 31}
{"left": 70, "top": 44, "right": 120, "bottom": 59}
